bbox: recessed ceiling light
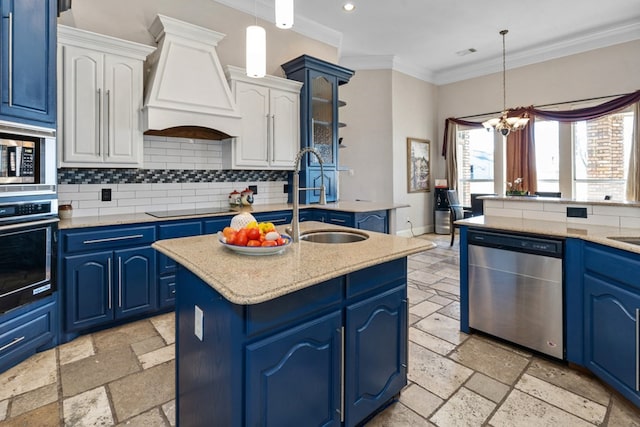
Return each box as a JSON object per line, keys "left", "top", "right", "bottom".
{"left": 343, "top": 3, "right": 355, "bottom": 12}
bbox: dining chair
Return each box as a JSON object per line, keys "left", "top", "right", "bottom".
{"left": 446, "top": 190, "right": 465, "bottom": 246}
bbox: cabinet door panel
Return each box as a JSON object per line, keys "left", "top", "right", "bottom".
{"left": 64, "top": 251, "right": 112, "bottom": 331}
{"left": 246, "top": 311, "right": 342, "bottom": 427}
{"left": 61, "top": 45, "right": 103, "bottom": 163}
{"left": 345, "top": 286, "right": 407, "bottom": 426}
{"left": 585, "top": 274, "right": 639, "bottom": 394}
{"left": 235, "top": 82, "right": 269, "bottom": 167}
{"left": 0, "top": 0, "right": 56, "bottom": 125}
{"left": 355, "top": 211, "right": 388, "bottom": 234}
{"left": 115, "top": 247, "right": 156, "bottom": 318}
{"left": 104, "top": 55, "right": 141, "bottom": 164}
{"left": 270, "top": 89, "right": 298, "bottom": 167}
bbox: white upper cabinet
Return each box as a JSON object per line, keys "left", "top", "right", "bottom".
{"left": 224, "top": 66, "right": 302, "bottom": 170}
{"left": 57, "top": 26, "right": 154, "bottom": 168}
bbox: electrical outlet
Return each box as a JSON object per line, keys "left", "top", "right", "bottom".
{"left": 194, "top": 305, "right": 203, "bottom": 341}
{"left": 283, "top": 184, "right": 289, "bottom": 193}
{"left": 101, "top": 188, "right": 112, "bottom": 202}
{"left": 248, "top": 185, "right": 258, "bottom": 194}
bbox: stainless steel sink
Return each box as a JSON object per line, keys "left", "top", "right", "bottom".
{"left": 300, "top": 230, "right": 369, "bottom": 244}
{"left": 608, "top": 237, "right": 640, "bottom": 246}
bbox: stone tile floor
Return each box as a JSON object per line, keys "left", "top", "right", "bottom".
{"left": 1, "top": 233, "right": 640, "bottom": 426}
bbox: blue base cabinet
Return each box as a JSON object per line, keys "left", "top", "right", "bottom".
{"left": 60, "top": 225, "right": 157, "bottom": 334}
{"left": 583, "top": 242, "right": 640, "bottom": 407}
{"left": 175, "top": 258, "right": 408, "bottom": 426}
{"left": 0, "top": 0, "right": 57, "bottom": 126}
{"left": 301, "top": 209, "right": 389, "bottom": 234}
{"left": 0, "top": 295, "right": 57, "bottom": 373}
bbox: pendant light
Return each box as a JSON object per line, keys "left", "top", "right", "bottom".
{"left": 275, "top": 0, "right": 294, "bottom": 29}
{"left": 246, "top": 1, "right": 266, "bottom": 78}
{"left": 482, "top": 30, "right": 529, "bottom": 136}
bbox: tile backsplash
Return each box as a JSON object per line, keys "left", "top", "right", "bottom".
{"left": 57, "top": 136, "right": 289, "bottom": 217}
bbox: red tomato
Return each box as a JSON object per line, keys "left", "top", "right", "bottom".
{"left": 235, "top": 229, "right": 248, "bottom": 246}
{"left": 261, "top": 240, "right": 277, "bottom": 247}
{"left": 275, "top": 237, "right": 286, "bottom": 246}
{"left": 247, "top": 240, "right": 262, "bottom": 247}
{"left": 247, "top": 227, "right": 261, "bottom": 241}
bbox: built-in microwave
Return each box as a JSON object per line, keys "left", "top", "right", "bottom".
{"left": 0, "top": 121, "right": 56, "bottom": 198}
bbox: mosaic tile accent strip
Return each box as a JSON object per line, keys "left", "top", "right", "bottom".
{"left": 58, "top": 168, "right": 288, "bottom": 185}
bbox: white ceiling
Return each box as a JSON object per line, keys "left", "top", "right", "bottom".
{"left": 214, "top": 0, "right": 640, "bottom": 85}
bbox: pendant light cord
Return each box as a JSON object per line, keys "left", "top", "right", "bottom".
{"left": 500, "top": 29, "right": 508, "bottom": 114}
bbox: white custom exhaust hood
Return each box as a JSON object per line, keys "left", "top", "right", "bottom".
{"left": 143, "top": 15, "right": 242, "bottom": 139}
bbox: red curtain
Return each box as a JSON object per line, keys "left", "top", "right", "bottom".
{"left": 506, "top": 115, "right": 537, "bottom": 194}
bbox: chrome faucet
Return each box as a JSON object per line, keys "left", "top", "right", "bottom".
{"left": 288, "top": 147, "right": 326, "bottom": 242}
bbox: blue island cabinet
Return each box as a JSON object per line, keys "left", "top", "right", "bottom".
{"left": 175, "top": 258, "right": 408, "bottom": 427}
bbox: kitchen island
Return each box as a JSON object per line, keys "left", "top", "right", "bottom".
{"left": 152, "top": 221, "right": 434, "bottom": 426}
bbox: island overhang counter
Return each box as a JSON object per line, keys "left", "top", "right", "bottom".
{"left": 152, "top": 221, "right": 435, "bottom": 427}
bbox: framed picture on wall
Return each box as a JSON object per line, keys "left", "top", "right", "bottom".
{"left": 407, "top": 137, "right": 430, "bottom": 193}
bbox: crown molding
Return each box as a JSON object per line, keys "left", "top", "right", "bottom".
{"left": 432, "top": 19, "right": 640, "bottom": 85}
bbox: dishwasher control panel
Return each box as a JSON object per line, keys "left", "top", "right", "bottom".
{"left": 468, "top": 230, "right": 563, "bottom": 258}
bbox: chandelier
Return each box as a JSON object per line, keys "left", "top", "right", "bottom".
{"left": 482, "top": 30, "right": 529, "bottom": 136}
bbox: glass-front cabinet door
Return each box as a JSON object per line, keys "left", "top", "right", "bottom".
{"left": 310, "top": 73, "right": 336, "bottom": 166}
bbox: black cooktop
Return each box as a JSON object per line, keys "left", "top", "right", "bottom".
{"left": 145, "top": 207, "right": 236, "bottom": 218}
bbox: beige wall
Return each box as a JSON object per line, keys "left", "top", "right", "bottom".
{"left": 58, "top": 0, "right": 337, "bottom": 78}
{"left": 339, "top": 69, "right": 437, "bottom": 235}
{"left": 391, "top": 71, "right": 438, "bottom": 235}
{"left": 339, "top": 70, "right": 393, "bottom": 202}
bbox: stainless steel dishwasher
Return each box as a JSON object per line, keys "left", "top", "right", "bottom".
{"left": 468, "top": 229, "right": 564, "bottom": 359}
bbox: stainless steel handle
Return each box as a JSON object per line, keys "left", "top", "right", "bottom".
{"left": 636, "top": 308, "right": 640, "bottom": 391}
{"left": 403, "top": 298, "right": 409, "bottom": 372}
{"left": 331, "top": 218, "right": 347, "bottom": 224}
{"left": 0, "top": 336, "right": 25, "bottom": 352}
{"left": 83, "top": 234, "right": 144, "bottom": 245}
{"left": 107, "top": 257, "right": 112, "bottom": 310}
{"left": 270, "top": 114, "right": 276, "bottom": 162}
{"left": 0, "top": 217, "right": 59, "bottom": 232}
{"left": 105, "top": 90, "right": 110, "bottom": 156}
{"left": 339, "top": 326, "right": 345, "bottom": 423}
{"left": 7, "top": 13, "right": 13, "bottom": 106}
{"left": 265, "top": 114, "right": 271, "bottom": 162}
{"left": 118, "top": 256, "right": 122, "bottom": 308}
{"left": 96, "top": 89, "right": 102, "bottom": 155}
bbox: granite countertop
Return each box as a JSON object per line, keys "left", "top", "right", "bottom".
{"left": 457, "top": 215, "right": 640, "bottom": 255}
{"left": 152, "top": 221, "right": 435, "bottom": 305}
{"left": 58, "top": 200, "right": 407, "bottom": 230}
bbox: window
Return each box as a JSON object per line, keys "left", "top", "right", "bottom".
{"left": 534, "top": 120, "right": 560, "bottom": 192}
{"left": 573, "top": 109, "right": 634, "bottom": 200}
{"left": 457, "top": 128, "right": 494, "bottom": 206}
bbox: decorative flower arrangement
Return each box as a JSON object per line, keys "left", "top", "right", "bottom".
{"left": 506, "top": 177, "right": 528, "bottom": 196}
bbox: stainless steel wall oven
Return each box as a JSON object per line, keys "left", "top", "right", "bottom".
{"left": 0, "top": 201, "right": 57, "bottom": 314}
